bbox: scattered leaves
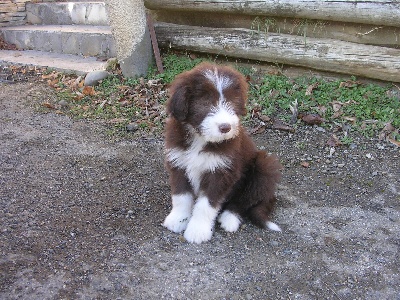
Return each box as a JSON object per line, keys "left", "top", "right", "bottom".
{"left": 0, "top": 36, "right": 18, "bottom": 50}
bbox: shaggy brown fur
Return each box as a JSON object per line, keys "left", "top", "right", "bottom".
{"left": 164, "top": 62, "right": 282, "bottom": 242}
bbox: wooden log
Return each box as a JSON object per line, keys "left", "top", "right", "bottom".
{"left": 154, "top": 22, "right": 400, "bottom": 82}
{"left": 145, "top": 0, "right": 400, "bottom": 27}
{"left": 150, "top": 10, "right": 400, "bottom": 48}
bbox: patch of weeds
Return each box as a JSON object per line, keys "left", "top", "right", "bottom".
{"left": 295, "top": 142, "right": 306, "bottom": 150}
{"left": 249, "top": 74, "right": 399, "bottom": 140}
{"left": 149, "top": 53, "right": 207, "bottom": 83}
{"left": 40, "top": 52, "right": 398, "bottom": 142}
{"left": 292, "top": 18, "right": 327, "bottom": 46}
{"left": 251, "top": 17, "right": 277, "bottom": 36}
{"left": 340, "top": 135, "right": 354, "bottom": 146}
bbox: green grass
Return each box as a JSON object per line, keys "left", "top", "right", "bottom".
{"left": 47, "top": 52, "right": 399, "bottom": 140}
{"left": 250, "top": 75, "right": 399, "bottom": 136}
{"left": 148, "top": 53, "right": 207, "bottom": 83}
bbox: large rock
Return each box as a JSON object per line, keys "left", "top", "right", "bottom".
{"left": 105, "top": 0, "right": 152, "bottom": 77}
{"left": 84, "top": 70, "right": 110, "bottom": 86}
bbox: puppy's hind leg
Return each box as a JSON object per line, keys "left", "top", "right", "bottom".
{"left": 218, "top": 210, "right": 242, "bottom": 232}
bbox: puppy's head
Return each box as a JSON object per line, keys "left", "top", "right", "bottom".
{"left": 167, "top": 62, "right": 248, "bottom": 143}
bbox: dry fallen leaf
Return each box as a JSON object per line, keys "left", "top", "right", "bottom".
{"left": 300, "top": 161, "right": 310, "bottom": 168}
{"left": 250, "top": 124, "right": 266, "bottom": 135}
{"left": 258, "top": 114, "right": 271, "bottom": 122}
{"left": 316, "top": 105, "right": 327, "bottom": 116}
{"left": 42, "top": 102, "right": 56, "bottom": 109}
{"left": 388, "top": 138, "right": 400, "bottom": 147}
{"left": 332, "top": 101, "right": 342, "bottom": 112}
{"left": 82, "top": 86, "right": 95, "bottom": 96}
{"left": 339, "top": 80, "right": 362, "bottom": 88}
{"left": 305, "top": 82, "right": 319, "bottom": 96}
{"left": 47, "top": 79, "right": 59, "bottom": 87}
{"left": 327, "top": 134, "right": 342, "bottom": 147}
{"left": 108, "top": 118, "right": 129, "bottom": 124}
{"left": 379, "top": 122, "right": 396, "bottom": 140}
{"left": 272, "top": 119, "right": 295, "bottom": 133}
{"left": 301, "top": 114, "right": 325, "bottom": 125}
{"left": 342, "top": 116, "right": 357, "bottom": 124}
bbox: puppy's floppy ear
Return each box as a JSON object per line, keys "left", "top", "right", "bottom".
{"left": 167, "top": 80, "right": 189, "bottom": 121}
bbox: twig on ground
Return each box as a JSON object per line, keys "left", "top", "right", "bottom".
{"left": 289, "top": 99, "right": 298, "bottom": 124}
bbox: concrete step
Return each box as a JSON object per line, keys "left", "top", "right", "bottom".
{"left": 26, "top": 1, "right": 109, "bottom": 26}
{"left": 0, "top": 50, "right": 107, "bottom": 75}
{"left": 1, "top": 25, "right": 116, "bottom": 58}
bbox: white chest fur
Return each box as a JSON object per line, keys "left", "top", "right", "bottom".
{"left": 166, "top": 135, "right": 231, "bottom": 195}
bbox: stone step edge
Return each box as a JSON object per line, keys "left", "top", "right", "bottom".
{"left": 2, "top": 25, "right": 112, "bottom": 34}
{"left": 1, "top": 25, "right": 115, "bottom": 58}
{"left": 0, "top": 50, "right": 108, "bottom": 75}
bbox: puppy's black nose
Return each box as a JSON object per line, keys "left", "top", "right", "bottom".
{"left": 219, "top": 123, "right": 231, "bottom": 133}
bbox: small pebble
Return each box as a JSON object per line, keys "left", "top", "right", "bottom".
{"left": 59, "top": 100, "right": 69, "bottom": 108}
{"left": 126, "top": 123, "right": 138, "bottom": 132}
{"left": 270, "top": 240, "right": 279, "bottom": 247}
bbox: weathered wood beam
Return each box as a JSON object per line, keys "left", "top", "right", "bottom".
{"left": 145, "top": 0, "right": 400, "bottom": 27}
{"left": 154, "top": 22, "right": 400, "bottom": 82}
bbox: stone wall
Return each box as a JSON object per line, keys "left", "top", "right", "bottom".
{"left": 0, "top": 0, "right": 30, "bottom": 27}
{"left": 1, "top": 0, "right": 98, "bottom": 27}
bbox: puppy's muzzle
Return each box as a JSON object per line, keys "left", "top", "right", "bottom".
{"left": 218, "top": 123, "right": 232, "bottom": 133}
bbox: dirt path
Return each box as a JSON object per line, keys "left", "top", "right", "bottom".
{"left": 0, "top": 82, "right": 399, "bottom": 299}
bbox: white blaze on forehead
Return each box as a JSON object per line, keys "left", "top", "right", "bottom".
{"left": 202, "top": 68, "right": 233, "bottom": 99}
{"left": 201, "top": 68, "right": 240, "bottom": 143}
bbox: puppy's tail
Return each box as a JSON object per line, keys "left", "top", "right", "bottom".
{"left": 267, "top": 221, "right": 282, "bottom": 232}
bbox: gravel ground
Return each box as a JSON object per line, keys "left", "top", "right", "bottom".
{"left": 0, "top": 82, "right": 399, "bottom": 300}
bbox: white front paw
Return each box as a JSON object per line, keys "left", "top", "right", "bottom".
{"left": 218, "top": 210, "right": 241, "bottom": 232}
{"left": 183, "top": 218, "right": 213, "bottom": 244}
{"left": 163, "top": 211, "right": 191, "bottom": 233}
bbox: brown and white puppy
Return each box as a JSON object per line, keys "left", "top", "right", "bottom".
{"left": 163, "top": 62, "right": 282, "bottom": 243}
